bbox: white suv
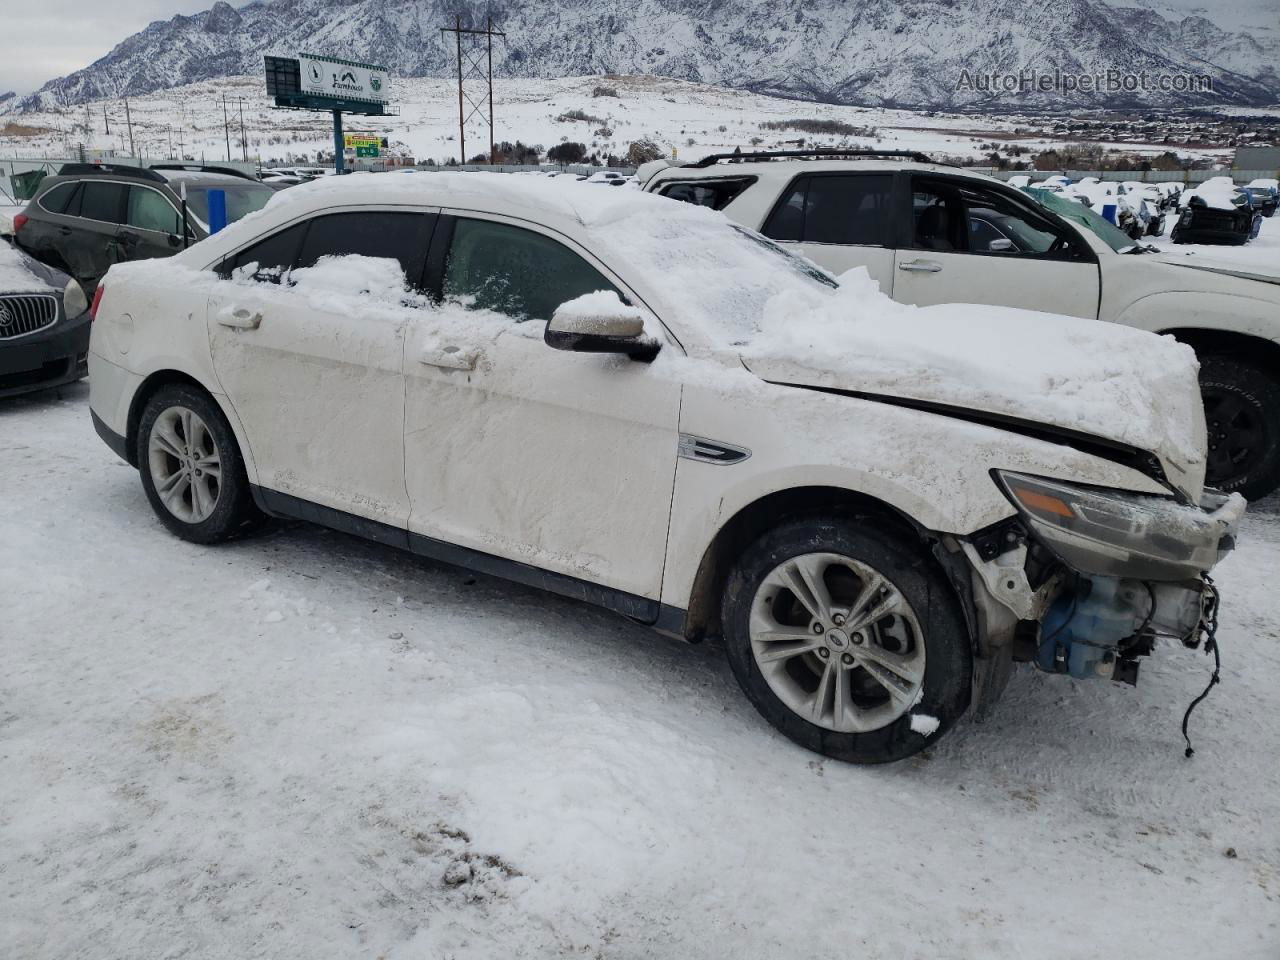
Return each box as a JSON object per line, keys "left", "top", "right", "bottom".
{"left": 639, "top": 150, "right": 1280, "bottom": 500}
{"left": 88, "top": 174, "right": 1242, "bottom": 763}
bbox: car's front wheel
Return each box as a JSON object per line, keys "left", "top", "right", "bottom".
{"left": 721, "top": 517, "right": 972, "bottom": 764}
{"left": 1200, "top": 356, "right": 1280, "bottom": 501}
{"left": 136, "top": 384, "right": 262, "bottom": 543}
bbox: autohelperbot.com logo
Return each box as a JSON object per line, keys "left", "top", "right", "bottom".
{"left": 955, "top": 68, "right": 1214, "bottom": 95}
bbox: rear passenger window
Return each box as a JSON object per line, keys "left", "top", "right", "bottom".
{"left": 659, "top": 178, "right": 755, "bottom": 211}
{"left": 762, "top": 174, "right": 893, "bottom": 246}
{"left": 78, "top": 182, "right": 127, "bottom": 224}
{"left": 38, "top": 182, "right": 79, "bottom": 215}
{"left": 220, "top": 222, "right": 307, "bottom": 282}
{"left": 295, "top": 211, "right": 430, "bottom": 286}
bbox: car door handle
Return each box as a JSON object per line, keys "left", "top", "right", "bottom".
{"left": 58, "top": 226, "right": 72, "bottom": 236}
{"left": 898, "top": 259, "right": 943, "bottom": 273}
{"left": 419, "top": 345, "right": 479, "bottom": 371}
{"left": 216, "top": 307, "right": 263, "bottom": 329}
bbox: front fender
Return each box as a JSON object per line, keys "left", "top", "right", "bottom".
{"left": 659, "top": 383, "right": 1167, "bottom": 612}
{"left": 1110, "top": 291, "right": 1280, "bottom": 344}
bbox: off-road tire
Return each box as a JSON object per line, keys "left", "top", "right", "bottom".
{"left": 1200, "top": 356, "right": 1280, "bottom": 501}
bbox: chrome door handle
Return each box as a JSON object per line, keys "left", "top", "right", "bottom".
{"left": 216, "top": 307, "right": 262, "bottom": 329}
{"left": 898, "top": 260, "right": 943, "bottom": 273}
{"left": 419, "top": 345, "right": 478, "bottom": 371}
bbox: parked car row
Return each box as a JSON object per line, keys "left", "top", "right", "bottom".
{"left": 71, "top": 169, "right": 1247, "bottom": 765}
{"left": 11, "top": 163, "right": 274, "bottom": 292}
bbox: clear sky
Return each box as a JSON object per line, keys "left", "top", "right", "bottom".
{"left": 0, "top": 0, "right": 1267, "bottom": 98}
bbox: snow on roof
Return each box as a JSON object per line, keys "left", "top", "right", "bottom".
{"left": 254, "top": 170, "right": 677, "bottom": 231}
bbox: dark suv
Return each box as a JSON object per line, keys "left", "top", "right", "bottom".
{"left": 13, "top": 164, "right": 274, "bottom": 291}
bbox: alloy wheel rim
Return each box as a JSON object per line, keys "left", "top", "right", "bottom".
{"left": 148, "top": 406, "right": 222, "bottom": 523}
{"left": 748, "top": 552, "right": 926, "bottom": 734}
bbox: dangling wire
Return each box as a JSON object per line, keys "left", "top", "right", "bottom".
{"left": 1181, "top": 576, "right": 1221, "bottom": 759}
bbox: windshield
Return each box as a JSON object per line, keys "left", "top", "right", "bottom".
{"left": 184, "top": 182, "right": 273, "bottom": 226}
{"left": 1022, "top": 186, "right": 1137, "bottom": 253}
{"left": 587, "top": 202, "right": 841, "bottom": 343}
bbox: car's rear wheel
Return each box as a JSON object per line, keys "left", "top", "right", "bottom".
{"left": 136, "top": 384, "right": 262, "bottom": 543}
{"left": 1200, "top": 357, "right": 1280, "bottom": 501}
{"left": 721, "top": 517, "right": 971, "bottom": 764}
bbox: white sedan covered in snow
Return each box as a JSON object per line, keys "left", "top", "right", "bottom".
{"left": 87, "top": 174, "right": 1242, "bottom": 763}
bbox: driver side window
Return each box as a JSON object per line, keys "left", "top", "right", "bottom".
{"left": 911, "top": 177, "right": 1083, "bottom": 260}
{"left": 442, "top": 218, "right": 621, "bottom": 322}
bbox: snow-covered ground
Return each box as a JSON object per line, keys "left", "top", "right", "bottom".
{"left": 0, "top": 73, "right": 1237, "bottom": 167}
{"left": 3, "top": 395, "right": 1279, "bottom": 955}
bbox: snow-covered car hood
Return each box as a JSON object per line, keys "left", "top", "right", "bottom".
{"left": 740, "top": 269, "right": 1206, "bottom": 497}
{"left": 1151, "top": 253, "right": 1280, "bottom": 286}
{"left": 1, "top": 239, "right": 70, "bottom": 294}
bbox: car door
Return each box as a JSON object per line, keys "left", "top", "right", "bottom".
{"left": 758, "top": 173, "right": 897, "bottom": 293}
{"left": 122, "top": 184, "right": 185, "bottom": 264}
{"left": 402, "top": 212, "right": 681, "bottom": 611}
{"left": 207, "top": 208, "right": 436, "bottom": 532}
{"left": 56, "top": 180, "right": 128, "bottom": 287}
{"left": 892, "top": 176, "right": 1101, "bottom": 319}
{"left": 18, "top": 180, "right": 80, "bottom": 268}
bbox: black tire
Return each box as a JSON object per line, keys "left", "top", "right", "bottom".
{"left": 721, "top": 517, "right": 972, "bottom": 764}
{"left": 1200, "top": 357, "right": 1280, "bottom": 501}
{"left": 136, "top": 383, "right": 263, "bottom": 543}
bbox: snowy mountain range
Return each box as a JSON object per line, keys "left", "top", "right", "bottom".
{"left": 16, "top": 0, "right": 1280, "bottom": 113}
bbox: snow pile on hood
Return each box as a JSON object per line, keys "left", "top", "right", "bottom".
{"left": 741, "top": 267, "right": 1204, "bottom": 470}
{"left": 0, "top": 241, "right": 58, "bottom": 294}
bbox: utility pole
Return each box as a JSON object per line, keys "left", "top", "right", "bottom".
{"left": 123, "top": 98, "right": 134, "bottom": 157}
{"left": 103, "top": 104, "right": 110, "bottom": 136}
{"left": 440, "top": 15, "right": 505, "bottom": 165}
{"left": 220, "top": 96, "right": 231, "bottom": 162}
{"left": 166, "top": 125, "right": 173, "bottom": 160}
{"left": 487, "top": 15, "right": 495, "bottom": 164}
{"left": 237, "top": 96, "right": 248, "bottom": 161}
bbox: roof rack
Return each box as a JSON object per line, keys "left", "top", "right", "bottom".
{"left": 687, "top": 149, "right": 942, "bottom": 168}
{"left": 148, "top": 163, "right": 260, "bottom": 182}
{"left": 56, "top": 163, "right": 167, "bottom": 183}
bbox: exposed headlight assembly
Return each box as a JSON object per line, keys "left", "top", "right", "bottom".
{"left": 994, "top": 472, "right": 1243, "bottom": 581}
{"left": 63, "top": 278, "right": 88, "bottom": 319}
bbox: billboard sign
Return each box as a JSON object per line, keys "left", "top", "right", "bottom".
{"left": 343, "top": 132, "right": 382, "bottom": 157}
{"left": 298, "top": 53, "right": 389, "bottom": 105}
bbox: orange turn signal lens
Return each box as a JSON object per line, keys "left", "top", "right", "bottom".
{"left": 1011, "top": 486, "right": 1075, "bottom": 519}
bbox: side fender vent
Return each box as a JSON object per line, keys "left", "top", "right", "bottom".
{"left": 678, "top": 434, "right": 751, "bottom": 465}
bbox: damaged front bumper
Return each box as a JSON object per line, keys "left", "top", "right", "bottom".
{"left": 959, "top": 474, "right": 1244, "bottom": 708}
